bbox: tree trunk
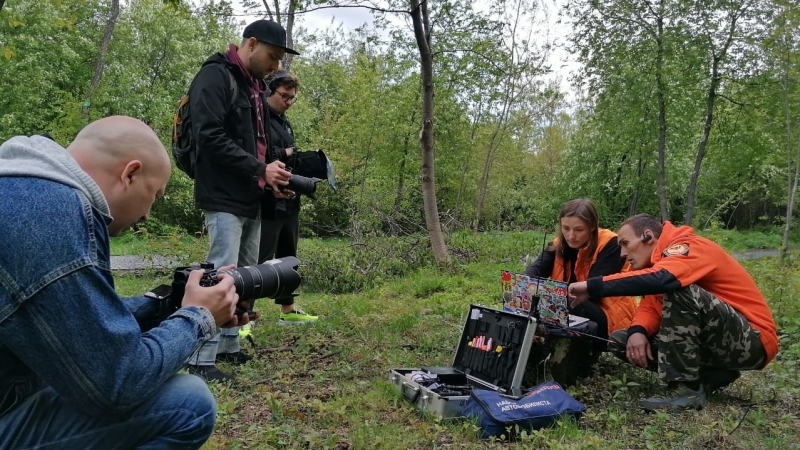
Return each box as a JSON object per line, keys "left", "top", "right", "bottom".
{"left": 629, "top": 154, "right": 645, "bottom": 216}
{"left": 474, "top": 103, "right": 511, "bottom": 231}
{"left": 781, "top": 34, "right": 799, "bottom": 264}
{"left": 262, "top": 0, "right": 275, "bottom": 20}
{"left": 283, "top": 0, "right": 298, "bottom": 71}
{"left": 410, "top": 0, "right": 449, "bottom": 265}
{"left": 781, "top": 121, "right": 800, "bottom": 264}
{"left": 394, "top": 109, "right": 417, "bottom": 212}
{"left": 82, "top": 0, "right": 120, "bottom": 120}
{"left": 684, "top": 57, "right": 719, "bottom": 226}
{"left": 684, "top": 9, "right": 741, "bottom": 226}
{"left": 654, "top": 1, "right": 669, "bottom": 221}
{"left": 474, "top": 0, "right": 527, "bottom": 230}
{"left": 456, "top": 106, "right": 483, "bottom": 211}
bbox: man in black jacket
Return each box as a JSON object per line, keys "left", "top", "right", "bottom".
{"left": 186, "top": 20, "right": 300, "bottom": 381}
{"left": 259, "top": 71, "right": 318, "bottom": 325}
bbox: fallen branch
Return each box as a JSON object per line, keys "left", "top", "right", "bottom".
{"left": 257, "top": 346, "right": 292, "bottom": 354}
{"left": 315, "top": 350, "right": 342, "bottom": 362}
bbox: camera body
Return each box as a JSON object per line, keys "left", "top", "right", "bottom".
{"left": 145, "top": 257, "right": 302, "bottom": 325}
{"left": 280, "top": 148, "right": 337, "bottom": 198}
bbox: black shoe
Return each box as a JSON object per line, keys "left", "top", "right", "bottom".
{"left": 216, "top": 351, "right": 253, "bottom": 366}
{"left": 187, "top": 365, "right": 236, "bottom": 382}
{"left": 638, "top": 384, "right": 706, "bottom": 412}
{"left": 699, "top": 368, "right": 741, "bottom": 394}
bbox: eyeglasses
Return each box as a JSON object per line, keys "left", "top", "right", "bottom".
{"left": 274, "top": 91, "right": 296, "bottom": 103}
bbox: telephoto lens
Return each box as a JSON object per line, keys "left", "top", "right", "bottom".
{"left": 286, "top": 175, "right": 323, "bottom": 197}
{"left": 218, "top": 256, "right": 302, "bottom": 302}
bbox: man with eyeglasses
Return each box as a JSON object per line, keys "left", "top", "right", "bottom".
{"left": 258, "top": 70, "right": 319, "bottom": 326}
{"left": 184, "top": 20, "right": 301, "bottom": 382}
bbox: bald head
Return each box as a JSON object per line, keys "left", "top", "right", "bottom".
{"left": 68, "top": 116, "right": 171, "bottom": 236}
{"left": 68, "top": 116, "right": 170, "bottom": 177}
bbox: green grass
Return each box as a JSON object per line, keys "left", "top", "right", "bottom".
{"left": 110, "top": 231, "right": 207, "bottom": 260}
{"left": 111, "top": 230, "right": 800, "bottom": 449}
{"left": 696, "top": 225, "right": 797, "bottom": 252}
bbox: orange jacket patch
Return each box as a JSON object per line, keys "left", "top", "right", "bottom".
{"left": 662, "top": 243, "right": 689, "bottom": 257}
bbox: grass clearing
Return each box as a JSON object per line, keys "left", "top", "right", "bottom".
{"left": 111, "top": 230, "right": 800, "bottom": 449}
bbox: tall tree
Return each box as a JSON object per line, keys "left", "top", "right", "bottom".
{"left": 771, "top": 1, "right": 800, "bottom": 263}
{"left": 652, "top": 0, "right": 669, "bottom": 221}
{"left": 245, "top": 0, "right": 300, "bottom": 70}
{"left": 83, "top": 0, "right": 120, "bottom": 120}
{"left": 410, "top": 0, "right": 449, "bottom": 264}
{"left": 473, "top": 0, "right": 544, "bottom": 230}
{"left": 567, "top": 0, "right": 678, "bottom": 220}
{"left": 684, "top": 0, "right": 758, "bottom": 225}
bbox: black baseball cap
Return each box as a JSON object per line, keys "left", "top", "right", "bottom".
{"left": 243, "top": 20, "right": 300, "bottom": 55}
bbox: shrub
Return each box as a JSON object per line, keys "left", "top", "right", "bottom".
{"left": 299, "top": 235, "right": 433, "bottom": 293}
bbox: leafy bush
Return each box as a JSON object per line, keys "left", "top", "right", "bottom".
{"left": 299, "top": 235, "right": 434, "bottom": 293}
{"left": 448, "top": 229, "right": 548, "bottom": 265}
{"left": 697, "top": 223, "right": 789, "bottom": 252}
{"left": 132, "top": 217, "right": 183, "bottom": 237}
{"left": 150, "top": 169, "right": 204, "bottom": 234}
{"left": 298, "top": 179, "right": 353, "bottom": 238}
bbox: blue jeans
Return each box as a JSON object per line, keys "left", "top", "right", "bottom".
{"left": 0, "top": 374, "right": 215, "bottom": 450}
{"left": 187, "top": 211, "right": 260, "bottom": 366}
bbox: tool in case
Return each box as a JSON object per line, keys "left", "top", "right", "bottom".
{"left": 389, "top": 304, "right": 536, "bottom": 419}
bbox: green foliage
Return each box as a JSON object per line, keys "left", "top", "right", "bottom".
{"left": 3, "top": 0, "right": 800, "bottom": 240}
{"left": 562, "top": 0, "right": 796, "bottom": 227}
{"left": 0, "top": 0, "right": 101, "bottom": 139}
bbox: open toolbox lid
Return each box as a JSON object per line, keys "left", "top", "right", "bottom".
{"left": 450, "top": 304, "right": 536, "bottom": 394}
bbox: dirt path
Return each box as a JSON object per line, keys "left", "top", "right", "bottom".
{"left": 110, "top": 255, "right": 179, "bottom": 271}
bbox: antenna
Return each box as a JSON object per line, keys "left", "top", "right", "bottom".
{"left": 540, "top": 229, "right": 548, "bottom": 255}
{"left": 529, "top": 228, "right": 549, "bottom": 319}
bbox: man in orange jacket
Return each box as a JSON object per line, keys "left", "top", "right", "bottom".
{"left": 569, "top": 214, "right": 778, "bottom": 411}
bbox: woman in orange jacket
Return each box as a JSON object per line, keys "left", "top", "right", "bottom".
{"left": 525, "top": 198, "right": 637, "bottom": 374}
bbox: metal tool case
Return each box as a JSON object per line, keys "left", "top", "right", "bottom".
{"left": 389, "top": 304, "right": 536, "bottom": 419}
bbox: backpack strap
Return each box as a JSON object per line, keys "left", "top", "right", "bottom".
{"left": 227, "top": 69, "right": 239, "bottom": 108}
{"left": 172, "top": 95, "right": 190, "bottom": 144}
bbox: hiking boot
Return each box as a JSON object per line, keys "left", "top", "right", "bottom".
{"left": 278, "top": 307, "right": 318, "bottom": 326}
{"left": 187, "top": 365, "right": 236, "bottom": 382}
{"left": 699, "top": 368, "right": 741, "bottom": 394}
{"left": 216, "top": 351, "right": 253, "bottom": 366}
{"left": 638, "top": 384, "right": 706, "bottom": 412}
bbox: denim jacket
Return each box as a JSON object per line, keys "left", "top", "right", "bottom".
{"left": 0, "top": 136, "right": 218, "bottom": 419}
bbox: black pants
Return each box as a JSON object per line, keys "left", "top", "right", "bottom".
{"left": 258, "top": 210, "right": 300, "bottom": 306}
{"left": 570, "top": 300, "right": 609, "bottom": 354}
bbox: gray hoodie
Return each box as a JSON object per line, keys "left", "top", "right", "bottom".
{"left": 0, "top": 135, "right": 110, "bottom": 217}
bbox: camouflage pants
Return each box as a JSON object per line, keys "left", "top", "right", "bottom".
{"left": 608, "top": 285, "right": 766, "bottom": 383}
{"left": 657, "top": 285, "right": 765, "bottom": 383}
{"left": 608, "top": 329, "right": 658, "bottom": 372}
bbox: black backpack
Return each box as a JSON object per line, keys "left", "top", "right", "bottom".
{"left": 172, "top": 69, "right": 239, "bottom": 179}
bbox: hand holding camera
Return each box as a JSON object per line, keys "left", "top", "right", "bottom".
{"left": 146, "top": 257, "right": 302, "bottom": 327}
{"left": 182, "top": 267, "right": 253, "bottom": 328}
{"left": 263, "top": 160, "right": 292, "bottom": 198}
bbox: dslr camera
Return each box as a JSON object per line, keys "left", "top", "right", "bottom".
{"left": 269, "top": 148, "right": 337, "bottom": 199}
{"left": 145, "top": 257, "right": 302, "bottom": 324}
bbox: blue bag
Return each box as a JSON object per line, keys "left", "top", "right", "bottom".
{"left": 462, "top": 381, "right": 585, "bottom": 439}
